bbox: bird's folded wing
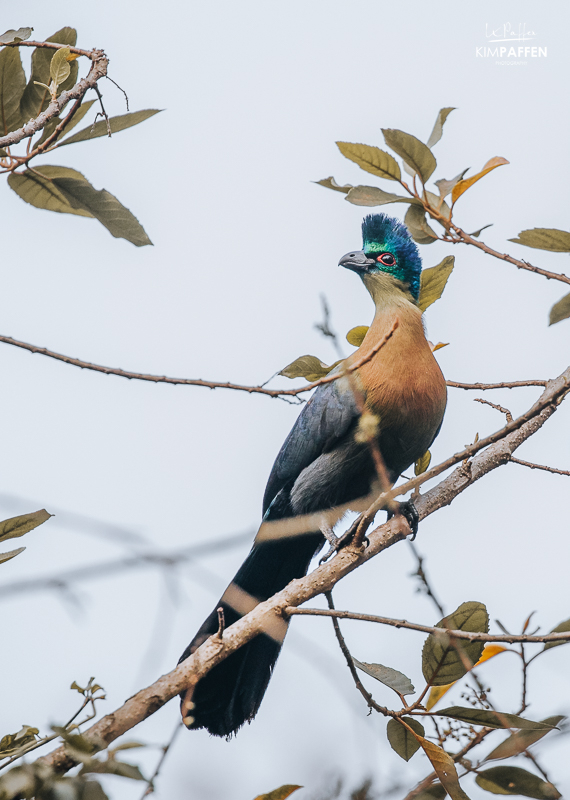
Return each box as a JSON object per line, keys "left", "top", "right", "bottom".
{"left": 262, "top": 377, "right": 359, "bottom": 515}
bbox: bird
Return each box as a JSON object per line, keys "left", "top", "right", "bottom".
{"left": 178, "top": 212, "right": 447, "bottom": 738}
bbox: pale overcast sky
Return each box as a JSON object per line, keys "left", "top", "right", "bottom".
{"left": 1, "top": 3, "right": 569, "bottom": 799}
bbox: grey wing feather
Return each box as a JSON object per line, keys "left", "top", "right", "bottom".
{"left": 262, "top": 377, "right": 359, "bottom": 515}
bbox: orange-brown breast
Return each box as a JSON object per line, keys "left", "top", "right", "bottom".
{"left": 348, "top": 303, "right": 447, "bottom": 474}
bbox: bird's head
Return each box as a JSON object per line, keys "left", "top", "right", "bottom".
{"left": 339, "top": 213, "right": 421, "bottom": 302}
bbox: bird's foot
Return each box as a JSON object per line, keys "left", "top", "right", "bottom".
{"left": 388, "top": 500, "right": 419, "bottom": 540}
{"left": 319, "top": 519, "right": 369, "bottom": 564}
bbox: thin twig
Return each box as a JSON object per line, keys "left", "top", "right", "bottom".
{"left": 285, "top": 607, "right": 570, "bottom": 644}
{"left": 324, "top": 592, "right": 388, "bottom": 715}
{"left": 447, "top": 380, "right": 547, "bottom": 390}
{"left": 139, "top": 722, "right": 182, "bottom": 798}
{"left": 0, "top": 326, "right": 395, "bottom": 398}
{"left": 475, "top": 398, "right": 513, "bottom": 423}
{"left": 407, "top": 541, "right": 445, "bottom": 616}
{"left": 509, "top": 456, "right": 570, "bottom": 477}
{"left": 0, "top": 530, "right": 253, "bottom": 601}
{"left": 448, "top": 223, "right": 570, "bottom": 286}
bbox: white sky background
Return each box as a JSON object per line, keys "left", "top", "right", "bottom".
{"left": 1, "top": 1, "right": 569, "bottom": 798}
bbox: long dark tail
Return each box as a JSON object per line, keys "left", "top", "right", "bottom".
{"left": 179, "top": 530, "right": 322, "bottom": 737}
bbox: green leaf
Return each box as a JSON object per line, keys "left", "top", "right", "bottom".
{"left": 468, "top": 224, "right": 493, "bottom": 238}
{"left": 80, "top": 759, "right": 145, "bottom": 781}
{"left": 436, "top": 706, "right": 557, "bottom": 731}
{"left": 346, "top": 325, "right": 369, "bottom": 347}
{"left": 109, "top": 741, "right": 145, "bottom": 753}
{"left": 0, "top": 546, "right": 26, "bottom": 564}
{"left": 0, "top": 725, "right": 40, "bottom": 758}
{"left": 451, "top": 157, "right": 509, "bottom": 205}
{"left": 435, "top": 169, "right": 469, "bottom": 199}
{"left": 336, "top": 141, "right": 402, "bottom": 181}
{"left": 415, "top": 786, "right": 447, "bottom": 800}
{"left": 353, "top": 658, "right": 415, "bottom": 696}
{"left": 476, "top": 767, "right": 561, "bottom": 798}
{"left": 346, "top": 185, "right": 418, "bottom": 207}
{"left": 543, "top": 617, "right": 570, "bottom": 650}
{"left": 508, "top": 228, "right": 570, "bottom": 253}
{"left": 59, "top": 109, "right": 162, "bottom": 147}
{"left": 9, "top": 165, "right": 152, "bottom": 246}
{"left": 405, "top": 204, "right": 438, "bottom": 245}
{"left": 0, "top": 509, "right": 52, "bottom": 543}
{"left": 0, "top": 27, "right": 33, "bottom": 45}
{"left": 279, "top": 354, "right": 341, "bottom": 382}
{"left": 386, "top": 717, "right": 424, "bottom": 761}
{"left": 418, "top": 256, "right": 455, "bottom": 312}
{"left": 49, "top": 47, "right": 71, "bottom": 88}
{"left": 314, "top": 176, "right": 352, "bottom": 193}
{"left": 548, "top": 293, "right": 570, "bottom": 326}
{"left": 9, "top": 165, "right": 93, "bottom": 217}
{"left": 485, "top": 715, "right": 565, "bottom": 761}
{"left": 254, "top": 786, "right": 303, "bottom": 800}
{"left": 426, "top": 107, "right": 456, "bottom": 148}
{"left": 35, "top": 98, "right": 97, "bottom": 147}
{"left": 0, "top": 47, "right": 26, "bottom": 135}
{"left": 422, "top": 601, "right": 489, "bottom": 686}
{"left": 20, "top": 28, "right": 78, "bottom": 120}
{"left": 382, "top": 128, "right": 437, "bottom": 184}
{"left": 423, "top": 190, "right": 451, "bottom": 221}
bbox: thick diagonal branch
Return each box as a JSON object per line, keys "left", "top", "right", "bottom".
{"left": 36, "top": 365, "right": 568, "bottom": 774}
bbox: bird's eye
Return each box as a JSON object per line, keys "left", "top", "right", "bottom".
{"left": 377, "top": 253, "right": 395, "bottom": 266}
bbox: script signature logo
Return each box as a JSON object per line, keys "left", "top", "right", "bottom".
{"left": 485, "top": 23, "right": 536, "bottom": 43}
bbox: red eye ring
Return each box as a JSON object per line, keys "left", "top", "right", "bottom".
{"left": 377, "top": 253, "right": 395, "bottom": 266}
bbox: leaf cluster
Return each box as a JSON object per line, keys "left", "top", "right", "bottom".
{"left": 347, "top": 601, "right": 569, "bottom": 799}
{"left": 0, "top": 27, "right": 161, "bottom": 245}
{"left": 318, "top": 107, "right": 570, "bottom": 324}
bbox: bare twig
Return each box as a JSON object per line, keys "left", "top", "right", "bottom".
{"left": 32, "top": 364, "right": 568, "bottom": 775}
{"left": 407, "top": 541, "right": 445, "bottom": 616}
{"left": 285, "top": 607, "right": 570, "bottom": 645}
{"left": 0, "top": 530, "right": 253, "bottom": 601}
{"left": 139, "top": 722, "right": 182, "bottom": 799}
{"left": 475, "top": 398, "right": 513, "bottom": 423}
{"left": 447, "top": 223, "right": 570, "bottom": 286}
{"left": 0, "top": 327, "right": 395, "bottom": 398}
{"left": 447, "top": 380, "right": 547, "bottom": 390}
{"left": 324, "top": 592, "right": 387, "bottom": 715}
{"left": 509, "top": 456, "right": 570, "bottom": 477}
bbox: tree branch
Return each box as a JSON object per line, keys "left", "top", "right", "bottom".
{"left": 285, "top": 607, "right": 570, "bottom": 645}
{"left": 447, "top": 222, "right": 570, "bottom": 286}
{"left": 0, "top": 49, "right": 108, "bottom": 150}
{"left": 34, "top": 364, "right": 569, "bottom": 775}
{"left": 0, "top": 333, "right": 547, "bottom": 398}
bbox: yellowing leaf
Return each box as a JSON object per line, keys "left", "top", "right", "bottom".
{"left": 413, "top": 735, "right": 471, "bottom": 800}
{"left": 415, "top": 451, "right": 431, "bottom": 476}
{"left": 451, "top": 157, "right": 509, "bottom": 205}
{"left": 430, "top": 342, "right": 449, "bottom": 352}
{"left": 254, "top": 786, "right": 302, "bottom": 800}
{"left": 346, "top": 326, "right": 369, "bottom": 347}
{"left": 477, "top": 644, "right": 509, "bottom": 663}
{"left": 425, "top": 644, "right": 509, "bottom": 710}
{"left": 418, "top": 256, "right": 455, "bottom": 312}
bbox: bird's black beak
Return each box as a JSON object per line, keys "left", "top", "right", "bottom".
{"left": 338, "top": 250, "right": 375, "bottom": 273}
